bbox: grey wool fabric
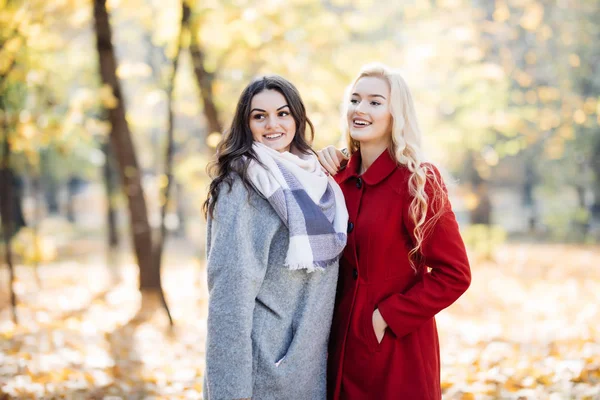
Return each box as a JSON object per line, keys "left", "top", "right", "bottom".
{"left": 204, "top": 176, "right": 339, "bottom": 400}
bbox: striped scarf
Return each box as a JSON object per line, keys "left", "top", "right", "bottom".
{"left": 247, "top": 143, "right": 348, "bottom": 272}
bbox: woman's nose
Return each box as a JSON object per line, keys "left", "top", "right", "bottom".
{"left": 355, "top": 101, "right": 368, "bottom": 114}
{"left": 265, "top": 115, "right": 277, "bottom": 129}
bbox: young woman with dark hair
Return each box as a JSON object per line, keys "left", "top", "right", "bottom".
{"left": 203, "top": 75, "right": 348, "bottom": 400}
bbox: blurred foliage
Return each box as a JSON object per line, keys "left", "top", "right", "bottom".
{"left": 11, "top": 227, "right": 58, "bottom": 264}
{"left": 462, "top": 224, "right": 508, "bottom": 261}
{"left": 1, "top": 2, "right": 600, "bottom": 397}
{"left": 0, "top": 0, "right": 599, "bottom": 234}
{"left": 0, "top": 217, "right": 78, "bottom": 265}
{"left": 0, "top": 0, "right": 103, "bottom": 182}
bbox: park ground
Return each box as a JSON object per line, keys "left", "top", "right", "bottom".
{"left": 0, "top": 239, "right": 599, "bottom": 399}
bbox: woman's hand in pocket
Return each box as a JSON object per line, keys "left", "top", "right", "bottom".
{"left": 372, "top": 308, "right": 388, "bottom": 344}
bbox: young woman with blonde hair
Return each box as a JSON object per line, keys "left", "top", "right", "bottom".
{"left": 318, "top": 63, "right": 471, "bottom": 399}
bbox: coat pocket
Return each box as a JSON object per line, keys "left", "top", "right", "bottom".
{"left": 273, "top": 323, "right": 296, "bottom": 368}
{"left": 274, "top": 354, "right": 287, "bottom": 367}
{"left": 253, "top": 302, "right": 296, "bottom": 369}
{"left": 361, "top": 300, "right": 384, "bottom": 353}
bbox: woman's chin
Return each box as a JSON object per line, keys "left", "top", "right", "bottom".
{"left": 349, "top": 131, "right": 368, "bottom": 143}
{"left": 261, "top": 141, "right": 291, "bottom": 153}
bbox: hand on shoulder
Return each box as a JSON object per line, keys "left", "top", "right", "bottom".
{"left": 317, "top": 146, "right": 349, "bottom": 176}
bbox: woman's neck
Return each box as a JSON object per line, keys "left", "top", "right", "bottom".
{"left": 358, "top": 140, "right": 390, "bottom": 175}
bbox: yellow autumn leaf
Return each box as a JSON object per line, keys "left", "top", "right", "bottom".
{"left": 206, "top": 132, "right": 222, "bottom": 148}
{"left": 493, "top": 1, "right": 510, "bottom": 22}
{"left": 520, "top": 2, "right": 544, "bottom": 31}
{"left": 574, "top": 109, "right": 586, "bottom": 124}
{"left": 583, "top": 98, "right": 597, "bottom": 114}
{"left": 99, "top": 84, "right": 119, "bottom": 109}
{"left": 157, "top": 174, "right": 169, "bottom": 189}
{"left": 569, "top": 54, "right": 581, "bottom": 67}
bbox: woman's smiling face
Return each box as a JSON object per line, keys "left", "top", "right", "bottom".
{"left": 249, "top": 89, "right": 296, "bottom": 153}
{"left": 347, "top": 76, "right": 392, "bottom": 148}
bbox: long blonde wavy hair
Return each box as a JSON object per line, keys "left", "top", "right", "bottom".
{"left": 342, "top": 63, "right": 447, "bottom": 272}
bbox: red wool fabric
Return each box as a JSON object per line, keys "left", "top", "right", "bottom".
{"left": 328, "top": 150, "right": 471, "bottom": 400}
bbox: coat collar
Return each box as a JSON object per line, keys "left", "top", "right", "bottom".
{"left": 337, "top": 149, "right": 398, "bottom": 186}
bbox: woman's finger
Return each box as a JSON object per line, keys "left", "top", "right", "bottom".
{"left": 317, "top": 149, "right": 338, "bottom": 175}
{"left": 323, "top": 148, "right": 339, "bottom": 173}
{"left": 326, "top": 147, "right": 343, "bottom": 169}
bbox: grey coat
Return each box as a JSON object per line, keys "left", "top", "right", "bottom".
{"left": 204, "top": 176, "right": 339, "bottom": 400}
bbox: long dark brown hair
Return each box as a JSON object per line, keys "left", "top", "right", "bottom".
{"left": 203, "top": 75, "right": 315, "bottom": 218}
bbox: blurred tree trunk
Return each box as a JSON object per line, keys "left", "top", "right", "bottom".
{"left": 523, "top": 157, "right": 538, "bottom": 232}
{"left": 466, "top": 1, "right": 494, "bottom": 226}
{"left": 93, "top": 0, "right": 172, "bottom": 323}
{"left": 187, "top": 3, "right": 223, "bottom": 141}
{"left": 577, "top": 42, "right": 599, "bottom": 237}
{"left": 148, "top": 0, "right": 190, "bottom": 325}
{"left": 465, "top": 151, "right": 491, "bottom": 225}
{"left": 40, "top": 152, "right": 60, "bottom": 215}
{"left": 585, "top": 9, "right": 600, "bottom": 234}
{"left": 66, "top": 177, "right": 77, "bottom": 223}
{"left": 592, "top": 137, "right": 600, "bottom": 221}
{"left": 174, "top": 182, "right": 186, "bottom": 237}
{"left": 29, "top": 170, "right": 42, "bottom": 287}
{"left": 0, "top": 123, "right": 17, "bottom": 323}
{"left": 102, "top": 142, "right": 119, "bottom": 247}
{"left": 10, "top": 175, "right": 26, "bottom": 233}
{"left": 572, "top": 157, "right": 590, "bottom": 238}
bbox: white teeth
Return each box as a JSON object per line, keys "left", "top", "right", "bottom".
{"left": 354, "top": 120, "right": 370, "bottom": 126}
{"left": 265, "top": 133, "right": 283, "bottom": 139}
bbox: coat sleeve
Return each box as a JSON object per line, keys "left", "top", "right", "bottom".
{"left": 377, "top": 165, "right": 471, "bottom": 339}
{"left": 204, "top": 178, "right": 273, "bottom": 400}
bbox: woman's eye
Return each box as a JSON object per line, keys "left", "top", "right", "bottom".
{"left": 371, "top": 101, "right": 381, "bottom": 106}
{"left": 253, "top": 114, "right": 265, "bottom": 120}
{"left": 350, "top": 99, "right": 359, "bottom": 104}
{"left": 279, "top": 111, "right": 290, "bottom": 117}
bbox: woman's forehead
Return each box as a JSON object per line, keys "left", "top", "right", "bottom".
{"left": 352, "top": 76, "right": 390, "bottom": 97}
{"left": 251, "top": 90, "right": 287, "bottom": 109}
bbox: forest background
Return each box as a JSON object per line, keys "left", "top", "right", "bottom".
{"left": 1, "top": 0, "right": 599, "bottom": 398}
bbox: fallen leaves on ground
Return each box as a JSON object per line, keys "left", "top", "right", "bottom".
{"left": 0, "top": 242, "right": 599, "bottom": 399}
{"left": 0, "top": 242, "right": 208, "bottom": 399}
{"left": 438, "top": 244, "right": 600, "bottom": 400}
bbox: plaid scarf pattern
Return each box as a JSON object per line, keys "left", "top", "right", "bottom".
{"left": 247, "top": 143, "right": 348, "bottom": 272}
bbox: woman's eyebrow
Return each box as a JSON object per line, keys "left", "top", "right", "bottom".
{"left": 352, "top": 93, "right": 387, "bottom": 100}
{"left": 250, "top": 104, "right": 290, "bottom": 113}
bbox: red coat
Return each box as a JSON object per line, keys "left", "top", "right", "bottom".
{"left": 328, "top": 150, "right": 471, "bottom": 400}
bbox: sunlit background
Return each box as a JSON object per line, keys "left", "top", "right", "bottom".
{"left": 0, "top": 0, "right": 599, "bottom": 398}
